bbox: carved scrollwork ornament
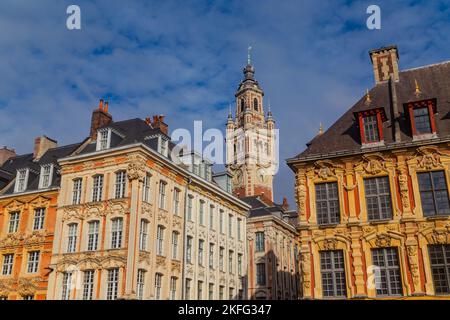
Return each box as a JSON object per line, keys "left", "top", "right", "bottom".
{"left": 375, "top": 234, "right": 392, "bottom": 247}
{"left": 127, "top": 159, "right": 146, "bottom": 182}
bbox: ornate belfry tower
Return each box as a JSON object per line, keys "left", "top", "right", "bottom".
{"left": 226, "top": 48, "right": 276, "bottom": 201}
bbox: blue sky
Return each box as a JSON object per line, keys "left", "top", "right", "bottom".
{"left": 1, "top": 0, "right": 450, "bottom": 205}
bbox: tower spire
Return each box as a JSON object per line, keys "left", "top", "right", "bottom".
{"left": 247, "top": 45, "right": 252, "bottom": 66}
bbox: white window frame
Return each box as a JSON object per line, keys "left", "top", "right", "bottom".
{"left": 114, "top": 171, "right": 127, "bottom": 199}
{"left": 72, "top": 178, "right": 82, "bottom": 205}
{"left": 172, "top": 231, "right": 179, "bottom": 260}
{"left": 158, "top": 136, "right": 169, "bottom": 157}
{"left": 139, "top": 219, "right": 148, "bottom": 251}
{"left": 8, "top": 212, "right": 20, "bottom": 234}
{"left": 142, "top": 173, "right": 151, "bottom": 203}
{"left": 38, "top": 164, "right": 53, "bottom": 189}
{"left": 82, "top": 270, "right": 95, "bottom": 300}
{"left": 158, "top": 181, "right": 167, "bottom": 210}
{"left": 137, "top": 269, "right": 146, "bottom": 300}
{"left": 33, "top": 208, "right": 45, "bottom": 230}
{"left": 173, "top": 188, "right": 180, "bottom": 215}
{"left": 92, "top": 175, "right": 104, "bottom": 202}
{"left": 155, "top": 273, "right": 163, "bottom": 300}
{"left": 87, "top": 221, "right": 100, "bottom": 251}
{"left": 67, "top": 223, "right": 78, "bottom": 253}
{"left": 96, "top": 129, "right": 111, "bottom": 151}
{"left": 110, "top": 218, "right": 123, "bottom": 249}
{"left": 106, "top": 268, "right": 119, "bottom": 300}
{"left": 156, "top": 225, "right": 164, "bottom": 256}
{"left": 170, "top": 277, "right": 177, "bottom": 300}
{"left": 27, "top": 251, "right": 40, "bottom": 274}
{"left": 2, "top": 254, "right": 14, "bottom": 276}
{"left": 61, "top": 272, "right": 73, "bottom": 300}
{"left": 14, "top": 169, "right": 29, "bottom": 193}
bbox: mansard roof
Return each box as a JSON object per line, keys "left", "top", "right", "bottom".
{"left": 289, "top": 60, "right": 450, "bottom": 162}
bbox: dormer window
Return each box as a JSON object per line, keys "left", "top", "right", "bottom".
{"left": 158, "top": 136, "right": 169, "bottom": 157}
{"left": 407, "top": 99, "right": 437, "bottom": 139}
{"left": 357, "top": 108, "right": 386, "bottom": 146}
{"left": 14, "top": 169, "right": 29, "bottom": 193}
{"left": 96, "top": 129, "right": 111, "bottom": 151}
{"left": 39, "top": 164, "right": 53, "bottom": 189}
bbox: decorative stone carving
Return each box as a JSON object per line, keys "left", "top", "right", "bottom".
{"left": 139, "top": 252, "right": 151, "bottom": 265}
{"left": 4, "top": 199, "right": 25, "bottom": 212}
{"left": 415, "top": 146, "right": 443, "bottom": 170}
{"left": 300, "top": 253, "right": 311, "bottom": 290}
{"left": 62, "top": 207, "right": 83, "bottom": 222}
{"left": 431, "top": 230, "right": 447, "bottom": 244}
{"left": 17, "top": 277, "right": 42, "bottom": 297}
{"left": 172, "top": 216, "right": 182, "bottom": 230}
{"left": 322, "top": 238, "right": 338, "bottom": 250}
{"left": 155, "top": 256, "right": 166, "bottom": 267}
{"left": 157, "top": 210, "right": 169, "bottom": 225}
{"left": 375, "top": 234, "right": 392, "bottom": 247}
{"left": 141, "top": 202, "right": 153, "bottom": 219}
{"left": 23, "top": 230, "right": 46, "bottom": 247}
{"left": 397, "top": 167, "right": 411, "bottom": 211}
{"left": 295, "top": 170, "right": 307, "bottom": 218}
{"left": 127, "top": 158, "right": 146, "bottom": 182}
{"left": 406, "top": 245, "right": 420, "bottom": 287}
{"left": 0, "top": 233, "right": 24, "bottom": 248}
{"left": 0, "top": 279, "right": 15, "bottom": 297}
{"left": 247, "top": 233, "right": 255, "bottom": 242}
{"left": 358, "top": 154, "right": 387, "bottom": 175}
{"left": 311, "top": 160, "right": 342, "bottom": 180}
{"left": 171, "top": 260, "right": 181, "bottom": 273}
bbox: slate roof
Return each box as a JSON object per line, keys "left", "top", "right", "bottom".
{"left": 290, "top": 60, "right": 450, "bottom": 161}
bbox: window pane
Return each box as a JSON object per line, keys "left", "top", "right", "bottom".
{"left": 363, "top": 115, "right": 380, "bottom": 142}
{"left": 364, "top": 177, "right": 392, "bottom": 221}
{"left": 413, "top": 107, "right": 432, "bottom": 134}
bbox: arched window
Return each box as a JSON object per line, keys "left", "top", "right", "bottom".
{"left": 240, "top": 99, "right": 245, "bottom": 112}
{"left": 254, "top": 98, "right": 258, "bottom": 111}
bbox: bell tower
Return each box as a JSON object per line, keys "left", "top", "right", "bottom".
{"left": 226, "top": 47, "right": 275, "bottom": 201}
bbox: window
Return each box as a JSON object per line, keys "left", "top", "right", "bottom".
{"left": 158, "top": 136, "right": 169, "bottom": 157}
{"left": 139, "top": 220, "right": 149, "bottom": 251}
{"left": 315, "top": 182, "right": 340, "bottom": 225}
{"left": 220, "top": 210, "right": 224, "bottom": 233}
{"left": 418, "top": 171, "right": 450, "bottom": 217}
{"left": 8, "top": 212, "right": 20, "bottom": 233}
{"left": 208, "top": 283, "right": 214, "bottom": 300}
{"left": 428, "top": 245, "right": 450, "bottom": 294}
{"left": 364, "top": 176, "right": 392, "bottom": 221}
{"left": 185, "top": 279, "right": 192, "bottom": 300}
{"left": 92, "top": 175, "right": 104, "bottom": 202}
{"left": 27, "top": 251, "right": 40, "bottom": 273}
{"left": 115, "top": 171, "right": 126, "bottom": 199}
{"left": 413, "top": 107, "right": 432, "bottom": 134}
{"left": 156, "top": 225, "right": 164, "bottom": 256}
{"left": 186, "top": 236, "right": 193, "bottom": 263}
{"left": 15, "top": 169, "right": 29, "bottom": 193}
{"left": 155, "top": 273, "right": 162, "bottom": 300}
{"left": 199, "top": 200, "right": 205, "bottom": 225}
{"left": 407, "top": 100, "right": 437, "bottom": 136}
{"left": 254, "top": 98, "right": 258, "bottom": 111}
{"left": 371, "top": 248, "right": 402, "bottom": 296}
{"left": 61, "top": 272, "right": 73, "bottom": 300}
{"left": 187, "top": 195, "right": 193, "bottom": 221}
{"left": 219, "top": 286, "right": 224, "bottom": 300}
{"left": 198, "top": 240, "right": 204, "bottom": 266}
{"left": 2, "top": 254, "right": 14, "bottom": 276}
{"left": 72, "top": 178, "right": 82, "bottom": 205}
{"left": 82, "top": 270, "right": 95, "bottom": 300}
{"left": 320, "top": 250, "right": 347, "bottom": 298}
{"left": 219, "top": 247, "right": 224, "bottom": 271}
{"left": 256, "top": 263, "right": 266, "bottom": 285}
{"left": 228, "top": 214, "right": 233, "bottom": 238}
{"left": 240, "top": 99, "right": 245, "bottom": 112}
{"left": 362, "top": 115, "right": 380, "bottom": 143}
{"left": 173, "top": 188, "right": 180, "bottom": 215}
{"left": 158, "top": 181, "right": 167, "bottom": 209}
{"left": 39, "top": 164, "right": 53, "bottom": 189}
{"left": 143, "top": 173, "right": 151, "bottom": 203}
{"left": 229, "top": 250, "right": 234, "bottom": 274}
{"left": 87, "top": 221, "right": 100, "bottom": 251}
{"left": 209, "top": 243, "right": 214, "bottom": 268}
{"left": 196, "top": 281, "right": 203, "bottom": 300}
{"left": 172, "top": 232, "right": 179, "bottom": 260}
{"left": 137, "top": 269, "right": 146, "bottom": 300}
{"left": 238, "top": 254, "right": 243, "bottom": 276}
{"left": 209, "top": 205, "right": 214, "bottom": 230}
{"left": 255, "top": 232, "right": 265, "bottom": 252}
{"left": 97, "top": 129, "right": 110, "bottom": 151}
{"left": 67, "top": 223, "right": 78, "bottom": 253}
{"left": 170, "top": 277, "right": 177, "bottom": 300}
{"left": 33, "top": 208, "right": 45, "bottom": 230}
{"left": 106, "top": 268, "right": 119, "bottom": 300}
{"left": 111, "top": 218, "right": 123, "bottom": 249}
{"left": 237, "top": 218, "right": 242, "bottom": 240}
{"left": 229, "top": 287, "right": 234, "bottom": 299}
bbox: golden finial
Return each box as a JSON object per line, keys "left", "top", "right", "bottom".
{"left": 365, "top": 88, "right": 372, "bottom": 104}
{"left": 415, "top": 79, "right": 421, "bottom": 96}
{"left": 318, "top": 123, "right": 324, "bottom": 135}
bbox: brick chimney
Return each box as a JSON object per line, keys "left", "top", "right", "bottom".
{"left": 90, "top": 99, "right": 113, "bottom": 140}
{"left": 151, "top": 115, "right": 168, "bottom": 135}
{"left": 0, "top": 147, "right": 16, "bottom": 166}
{"left": 33, "top": 136, "right": 57, "bottom": 160}
{"left": 369, "top": 45, "right": 400, "bottom": 84}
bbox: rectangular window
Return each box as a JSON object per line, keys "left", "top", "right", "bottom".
{"left": 198, "top": 240, "right": 204, "bottom": 266}
{"left": 209, "top": 243, "right": 214, "bottom": 269}
{"left": 185, "top": 279, "right": 191, "bottom": 300}
{"left": 208, "top": 283, "right": 214, "bottom": 300}
{"left": 256, "top": 263, "right": 266, "bottom": 285}
{"left": 115, "top": 171, "right": 126, "bottom": 199}
{"left": 364, "top": 176, "right": 392, "bottom": 221}
{"left": 199, "top": 200, "right": 205, "bottom": 225}
{"left": 92, "top": 175, "right": 104, "bottom": 202}
{"left": 159, "top": 181, "right": 167, "bottom": 209}
{"left": 413, "top": 107, "right": 432, "bottom": 134}
{"left": 255, "top": 232, "right": 265, "bottom": 252}
{"left": 27, "top": 251, "right": 40, "bottom": 274}
{"left": 371, "top": 248, "right": 402, "bottom": 296}
{"left": 315, "top": 182, "right": 340, "bottom": 225}
{"left": 106, "top": 268, "right": 119, "bottom": 300}
{"left": 228, "top": 214, "right": 233, "bottom": 238}
{"left": 33, "top": 208, "right": 45, "bottom": 230}
{"left": 82, "top": 270, "right": 95, "bottom": 300}
{"left": 170, "top": 277, "right": 177, "bottom": 300}
{"left": 143, "top": 173, "right": 151, "bottom": 203}
{"left": 229, "top": 250, "right": 234, "bottom": 274}
{"left": 186, "top": 236, "right": 193, "bottom": 263}
{"left": 187, "top": 195, "right": 193, "bottom": 221}
{"left": 229, "top": 287, "right": 234, "bottom": 300}
{"left": 363, "top": 114, "right": 380, "bottom": 143}
{"left": 72, "top": 178, "right": 82, "bottom": 205}
{"left": 220, "top": 210, "right": 224, "bottom": 234}
{"left": 111, "top": 218, "right": 123, "bottom": 249}
{"left": 172, "top": 232, "right": 179, "bottom": 260}
{"left": 39, "top": 164, "right": 53, "bottom": 189}
{"left": 67, "top": 224, "right": 78, "bottom": 253}
{"left": 2, "top": 254, "right": 14, "bottom": 276}
{"left": 428, "top": 245, "right": 450, "bottom": 295}
{"left": 139, "top": 220, "right": 148, "bottom": 251}
{"left": 87, "top": 221, "right": 100, "bottom": 251}
{"left": 98, "top": 130, "right": 109, "bottom": 150}
{"left": 238, "top": 254, "right": 243, "bottom": 276}
{"left": 15, "top": 169, "right": 28, "bottom": 193}
{"left": 156, "top": 225, "right": 164, "bottom": 256}
{"left": 219, "top": 286, "right": 224, "bottom": 300}
{"left": 155, "top": 273, "right": 162, "bottom": 300}
{"left": 173, "top": 188, "right": 180, "bottom": 215}
{"left": 136, "top": 269, "right": 145, "bottom": 300}
{"left": 61, "top": 272, "right": 73, "bottom": 300}
{"left": 219, "top": 247, "right": 224, "bottom": 271}
{"left": 237, "top": 218, "right": 242, "bottom": 240}
{"left": 418, "top": 171, "right": 450, "bottom": 217}
{"left": 209, "top": 205, "right": 214, "bottom": 230}
{"left": 8, "top": 212, "right": 20, "bottom": 233}
{"left": 197, "top": 281, "right": 203, "bottom": 300}
{"left": 320, "top": 250, "right": 347, "bottom": 298}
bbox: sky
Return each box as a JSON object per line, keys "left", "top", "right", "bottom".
{"left": 0, "top": 0, "right": 450, "bottom": 205}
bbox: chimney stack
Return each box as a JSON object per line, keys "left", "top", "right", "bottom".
{"left": 33, "top": 136, "right": 57, "bottom": 160}
{"left": 90, "top": 99, "right": 113, "bottom": 140}
{"left": 369, "top": 45, "right": 400, "bottom": 84}
{"left": 151, "top": 115, "right": 169, "bottom": 135}
{"left": 0, "top": 147, "right": 16, "bottom": 166}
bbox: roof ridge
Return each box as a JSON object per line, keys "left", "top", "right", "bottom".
{"left": 401, "top": 60, "right": 450, "bottom": 73}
